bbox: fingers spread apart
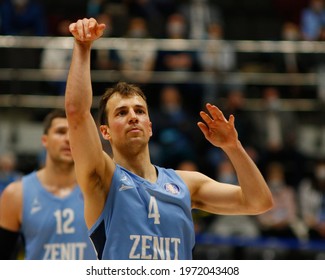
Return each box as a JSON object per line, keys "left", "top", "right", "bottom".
{"left": 200, "top": 103, "right": 227, "bottom": 125}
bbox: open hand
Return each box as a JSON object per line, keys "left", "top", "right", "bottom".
{"left": 198, "top": 103, "right": 238, "bottom": 149}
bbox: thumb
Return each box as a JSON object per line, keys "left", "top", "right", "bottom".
{"left": 229, "top": 114, "right": 235, "bottom": 127}
{"left": 96, "top": 23, "right": 107, "bottom": 36}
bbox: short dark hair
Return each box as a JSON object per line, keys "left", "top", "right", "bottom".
{"left": 98, "top": 82, "right": 147, "bottom": 126}
{"left": 43, "top": 109, "right": 66, "bottom": 134}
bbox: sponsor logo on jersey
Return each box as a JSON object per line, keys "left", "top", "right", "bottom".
{"left": 164, "top": 183, "right": 180, "bottom": 195}
{"left": 119, "top": 173, "right": 135, "bottom": 191}
{"left": 121, "top": 174, "right": 132, "bottom": 184}
{"left": 30, "top": 197, "right": 42, "bottom": 214}
{"left": 119, "top": 184, "right": 134, "bottom": 191}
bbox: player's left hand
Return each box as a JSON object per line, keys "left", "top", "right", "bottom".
{"left": 197, "top": 103, "right": 239, "bottom": 149}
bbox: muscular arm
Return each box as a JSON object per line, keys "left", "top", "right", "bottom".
{"left": 65, "top": 18, "right": 115, "bottom": 227}
{"left": 183, "top": 104, "right": 273, "bottom": 215}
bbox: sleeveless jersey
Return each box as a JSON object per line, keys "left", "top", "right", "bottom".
{"left": 89, "top": 164, "right": 195, "bottom": 260}
{"left": 21, "top": 172, "right": 97, "bottom": 260}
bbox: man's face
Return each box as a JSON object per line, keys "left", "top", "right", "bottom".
{"left": 104, "top": 93, "right": 152, "bottom": 150}
{"left": 42, "top": 118, "right": 73, "bottom": 164}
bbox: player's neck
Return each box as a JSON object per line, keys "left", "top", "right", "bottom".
{"left": 37, "top": 164, "right": 77, "bottom": 191}
{"left": 114, "top": 153, "right": 157, "bottom": 183}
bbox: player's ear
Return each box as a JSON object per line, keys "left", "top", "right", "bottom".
{"left": 100, "top": 125, "right": 111, "bottom": 140}
{"left": 41, "top": 134, "right": 48, "bottom": 148}
{"left": 149, "top": 121, "right": 153, "bottom": 137}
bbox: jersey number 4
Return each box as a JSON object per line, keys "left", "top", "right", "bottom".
{"left": 148, "top": 196, "right": 160, "bottom": 224}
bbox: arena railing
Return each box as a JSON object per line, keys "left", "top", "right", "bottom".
{"left": 0, "top": 36, "right": 324, "bottom": 110}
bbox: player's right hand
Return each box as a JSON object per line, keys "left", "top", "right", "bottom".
{"left": 69, "top": 18, "right": 106, "bottom": 43}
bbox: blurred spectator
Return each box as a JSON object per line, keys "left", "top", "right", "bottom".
{"left": 319, "top": 25, "right": 325, "bottom": 39}
{"left": 300, "top": 0, "right": 325, "bottom": 40}
{"left": 199, "top": 23, "right": 236, "bottom": 73}
{"left": 90, "top": 12, "right": 121, "bottom": 95}
{"left": 0, "top": 0, "right": 47, "bottom": 35}
{"left": 40, "top": 19, "right": 72, "bottom": 95}
{"left": 253, "top": 87, "right": 306, "bottom": 187}
{"left": 0, "top": 151, "right": 22, "bottom": 196}
{"left": 207, "top": 157, "right": 261, "bottom": 259}
{"left": 155, "top": 12, "right": 202, "bottom": 111}
{"left": 256, "top": 87, "right": 295, "bottom": 150}
{"left": 280, "top": 22, "right": 304, "bottom": 73}
{"left": 155, "top": 13, "right": 197, "bottom": 68}
{"left": 150, "top": 85, "right": 199, "bottom": 168}
{"left": 295, "top": 0, "right": 325, "bottom": 99}
{"left": 126, "top": 0, "right": 177, "bottom": 38}
{"left": 279, "top": 21, "right": 306, "bottom": 97}
{"left": 198, "top": 23, "right": 237, "bottom": 106}
{"left": 160, "top": 11, "right": 189, "bottom": 38}
{"left": 115, "top": 17, "right": 157, "bottom": 84}
{"left": 257, "top": 162, "right": 304, "bottom": 240}
{"left": 215, "top": 156, "right": 238, "bottom": 185}
{"left": 91, "top": 13, "right": 119, "bottom": 71}
{"left": 298, "top": 159, "right": 325, "bottom": 240}
{"left": 178, "top": 0, "right": 223, "bottom": 40}
{"left": 87, "top": 0, "right": 106, "bottom": 17}
{"left": 96, "top": 0, "right": 129, "bottom": 37}
{"left": 221, "top": 89, "right": 257, "bottom": 149}
{"left": 208, "top": 157, "right": 261, "bottom": 239}
{"left": 266, "top": 21, "right": 307, "bottom": 97}
{"left": 176, "top": 159, "right": 199, "bottom": 172}
{"left": 205, "top": 88, "right": 258, "bottom": 171}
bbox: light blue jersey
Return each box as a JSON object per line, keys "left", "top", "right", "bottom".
{"left": 89, "top": 164, "right": 195, "bottom": 260}
{"left": 21, "top": 172, "right": 97, "bottom": 260}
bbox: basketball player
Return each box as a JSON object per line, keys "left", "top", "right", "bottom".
{"left": 0, "top": 109, "right": 97, "bottom": 260}
{"left": 64, "top": 18, "right": 273, "bottom": 260}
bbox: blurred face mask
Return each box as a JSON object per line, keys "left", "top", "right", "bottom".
{"left": 218, "top": 173, "right": 237, "bottom": 185}
{"left": 129, "top": 29, "right": 146, "bottom": 38}
{"left": 167, "top": 23, "right": 185, "bottom": 37}
{"left": 267, "top": 99, "right": 281, "bottom": 111}
{"left": 283, "top": 30, "right": 299, "bottom": 41}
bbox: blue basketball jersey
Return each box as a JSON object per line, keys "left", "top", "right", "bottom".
{"left": 21, "top": 172, "right": 97, "bottom": 260}
{"left": 89, "top": 164, "right": 195, "bottom": 260}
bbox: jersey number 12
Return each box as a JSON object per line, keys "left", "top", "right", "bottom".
{"left": 54, "top": 208, "right": 75, "bottom": 234}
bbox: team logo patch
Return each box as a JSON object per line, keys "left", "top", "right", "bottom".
{"left": 164, "top": 183, "right": 180, "bottom": 195}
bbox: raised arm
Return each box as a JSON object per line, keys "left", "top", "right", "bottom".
{"left": 182, "top": 103, "right": 273, "bottom": 215}
{"left": 65, "top": 18, "right": 115, "bottom": 227}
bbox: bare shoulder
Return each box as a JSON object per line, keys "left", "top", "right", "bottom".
{"left": 0, "top": 180, "right": 23, "bottom": 203}
{"left": 175, "top": 170, "right": 210, "bottom": 195}
{"left": 0, "top": 180, "right": 23, "bottom": 230}
{"left": 176, "top": 170, "right": 210, "bottom": 182}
